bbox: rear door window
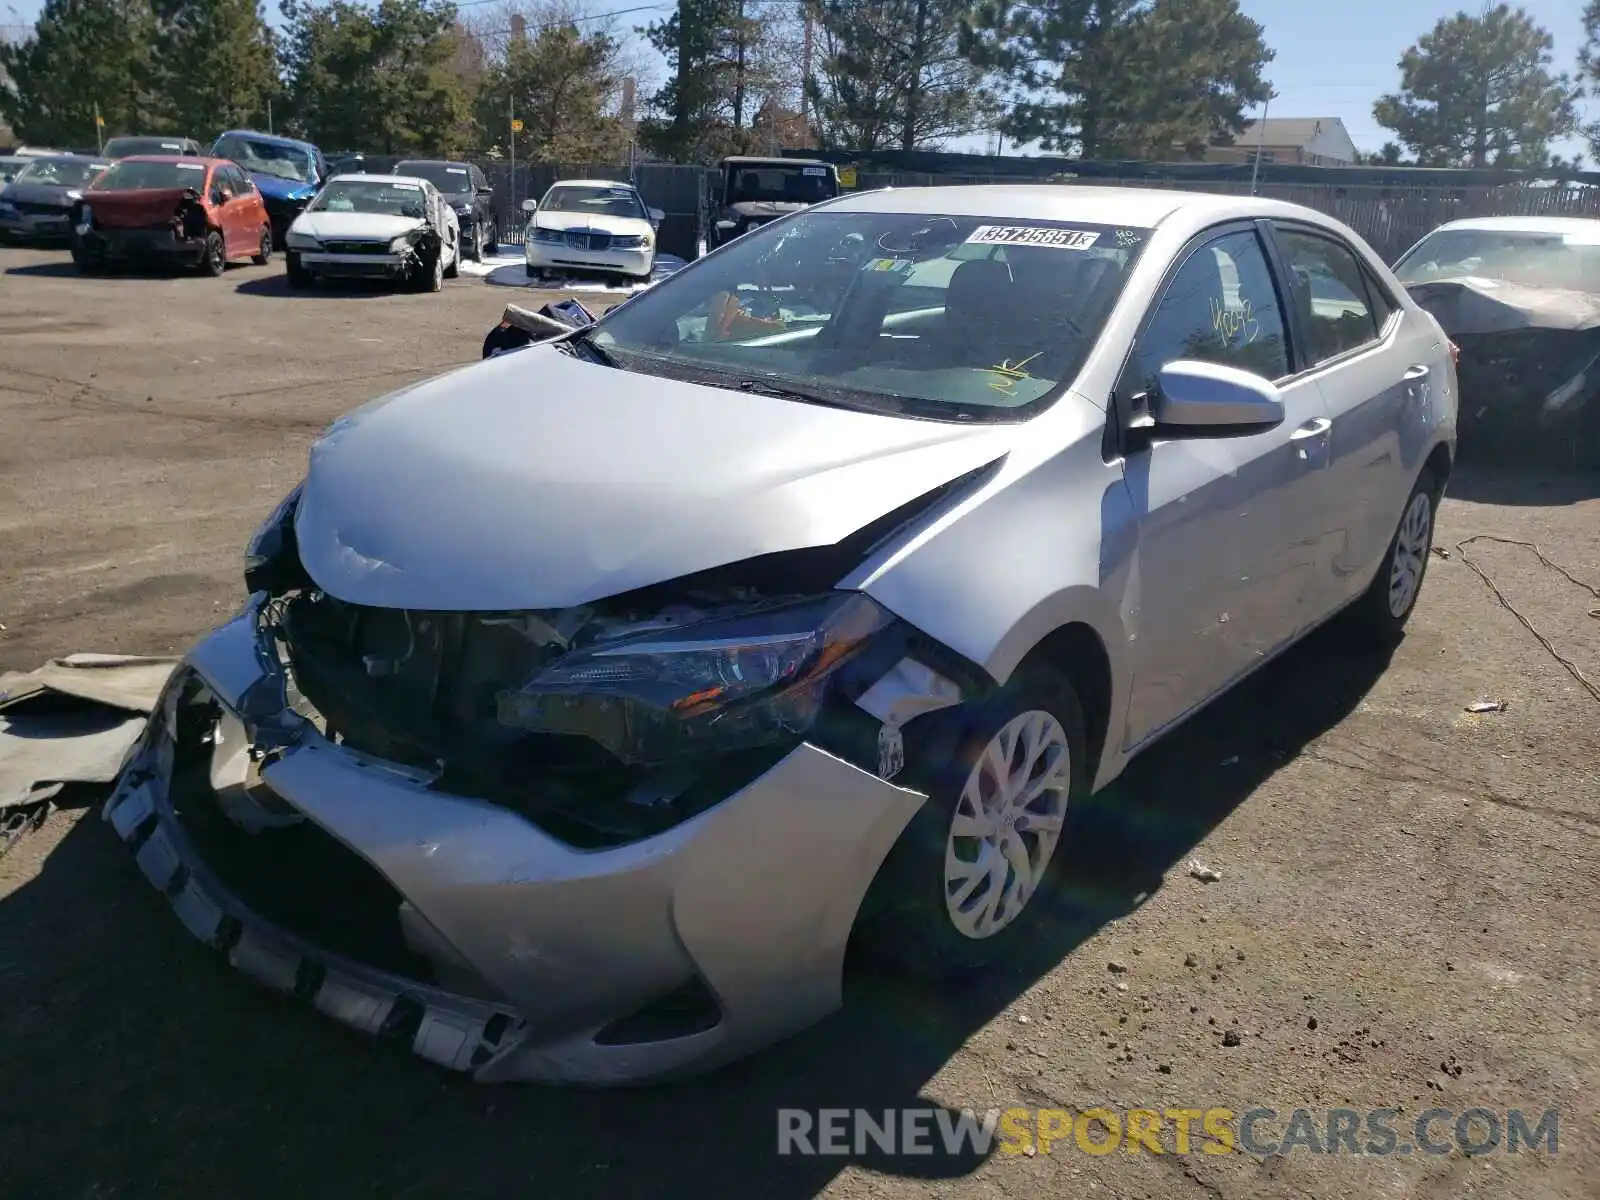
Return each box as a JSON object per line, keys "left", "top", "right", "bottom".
{"left": 1273, "top": 226, "right": 1382, "bottom": 365}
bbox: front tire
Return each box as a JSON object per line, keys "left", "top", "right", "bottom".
{"left": 469, "top": 223, "right": 484, "bottom": 262}
{"left": 483, "top": 220, "right": 498, "bottom": 255}
{"left": 443, "top": 238, "right": 459, "bottom": 279}
{"left": 199, "top": 230, "right": 226, "bottom": 277}
{"left": 856, "top": 667, "right": 1087, "bottom": 979}
{"left": 1344, "top": 469, "right": 1440, "bottom": 643}
{"left": 285, "top": 250, "right": 313, "bottom": 290}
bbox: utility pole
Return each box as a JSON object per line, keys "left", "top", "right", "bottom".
{"left": 93, "top": 100, "right": 103, "bottom": 152}
{"left": 733, "top": 0, "right": 747, "bottom": 131}
{"left": 800, "top": 2, "right": 813, "bottom": 138}
{"left": 1249, "top": 93, "right": 1272, "bottom": 196}
{"left": 508, "top": 92, "right": 516, "bottom": 215}
{"left": 267, "top": 99, "right": 274, "bottom": 134}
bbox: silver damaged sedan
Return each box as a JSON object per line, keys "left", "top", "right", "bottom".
{"left": 106, "top": 185, "right": 1458, "bottom": 1084}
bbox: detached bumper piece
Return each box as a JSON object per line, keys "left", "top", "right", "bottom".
{"left": 101, "top": 610, "right": 929, "bottom": 1084}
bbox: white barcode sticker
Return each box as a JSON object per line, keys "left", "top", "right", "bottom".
{"left": 965, "top": 225, "right": 1100, "bottom": 250}
{"left": 802, "top": 166, "right": 827, "bottom": 176}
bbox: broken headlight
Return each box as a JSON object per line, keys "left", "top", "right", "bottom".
{"left": 496, "top": 592, "right": 892, "bottom": 765}
{"left": 243, "top": 482, "right": 305, "bottom": 595}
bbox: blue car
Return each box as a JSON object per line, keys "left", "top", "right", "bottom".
{"left": 210, "top": 130, "right": 328, "bottom": 247}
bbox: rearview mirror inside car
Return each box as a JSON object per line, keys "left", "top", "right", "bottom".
{"left": 521, "top": 198, "right": 538, "bottom": 213}
{"left": 1150, "top": 360, "right": 1284, "bottom": 433}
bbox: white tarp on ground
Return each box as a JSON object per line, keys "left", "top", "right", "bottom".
{"left": 0, "top": 655, "right": 177, "bottom": 815}
{"left": 458, "top": 250, "right": 689, "bottom": 293}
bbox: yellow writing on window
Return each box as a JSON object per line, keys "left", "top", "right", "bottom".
{"left": 1209, "top": 295, "right": 1261, "bottom": 347}
{"left": 985, "top": 352, "right": 1043, "bottom": 395}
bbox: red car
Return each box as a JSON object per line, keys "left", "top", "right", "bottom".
{"left": 69, "top": 155, "right": 273, "bottom": 275}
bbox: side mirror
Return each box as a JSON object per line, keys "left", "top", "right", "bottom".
{"left": 477, "top": 185, "right": 494, "bottom": 196}
{"left": 214, "top": 186, "right": 233, "bottom": 203}
{"left": 1149, "top": 360, "right": 1284, "bottom": 433}
{"left": 648, "top": 206, "right": 664, "bottom": 224}
{"left": 715, "top": 218, "right": 737, "bottom": 231}
{"left": 521, "top": 198, "right": 538, "bottom": 213}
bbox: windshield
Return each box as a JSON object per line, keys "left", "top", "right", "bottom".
{"left": 310, "top": 179, "right": 428, "bottom": 218}
{"left": 15, "top": 159, "right": 107, "bottom": 187}
{"left": 726, "top": 165, "right": 838, "bottom": 205}
{"left": 103, "top": 136, "right": 188, "bottom": 157}
{"left": 91, "top": 160, "right": 207, "bottom": 190}
{"left": 396, "top": 162, "right": 471, "bottom": 192}
{"left": 589, "top": 210, "right": 1151, "bottom": 422}
{"left": 1395, "top": 227, "right": 1600, "bottom": 292}
{"left": 214, "top": 135, "right": 314, "bottom": 182}
{"left": 539, "top": 184, "right": 647, "bottom": 220}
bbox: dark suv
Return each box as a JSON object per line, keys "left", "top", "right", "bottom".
{"left": 707, "top": 156, "right": 840, "bottom": 251}
{"left": 394, "top": 159, "right": 497, "bottom": 260}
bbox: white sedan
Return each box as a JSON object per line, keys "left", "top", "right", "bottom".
{"left": 521, "top": 178, "right": 663, "bottom": 282}
{"left": 106, "top": 185, "right": 1457, "bottom": 1085}
{"left": 283, "top": 173, "right": 459, "bottom": 291}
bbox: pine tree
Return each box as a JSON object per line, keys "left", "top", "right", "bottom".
{"left": 807, "top": 0, "right": 992, "bottom": 151}
{"left": 963, "top": 0, "right": 1272, "bottom": 159}
{"left": 0, "top": 0, "right": 159, "bottom": 146}
{"left": 152, "top": 0, "right": 279, "bottom": 138}
{"left": 1374, "top": 4, "right": 1579, "bottom": 169}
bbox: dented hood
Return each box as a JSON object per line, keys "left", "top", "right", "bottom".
{"left": 1405, "top": 276, "right": 1600, "bottom": 336}
{"left": 294, "top": 346, "right": 1010, "bottom": 611}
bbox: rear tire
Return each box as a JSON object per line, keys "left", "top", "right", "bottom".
{"left": 525, "top": 264, "right": 543, "bottom": 282}
{"left": 252, "top": 226, "right": 272, "bottom": 266}
{"left": 483, "top": 221, "right": 498, "bottom": 255}
{"left": 855, "top": 666, "right": 1088, "bottom": 980}
{"left": 199, "top": 230, "right": 226, "bottom": 277}
{"left": 1342, "top": 468, "right": 1441, "bottom": 644}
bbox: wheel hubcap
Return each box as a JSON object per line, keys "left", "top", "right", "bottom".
{"left": 943, "top": 709, "right": 1071, "bottom": 940}
{"left": 1388, "top": 491, "right": 1432, "bottom": 618}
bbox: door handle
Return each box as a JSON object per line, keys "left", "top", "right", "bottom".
{"left": 1290, "top": 417, "right": 1332, "bottom": 440}
{"left": 1403, "top": 364, "right": 1430, "bottom": 381}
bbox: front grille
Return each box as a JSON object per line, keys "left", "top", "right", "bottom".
{"left": 321, "top": 240, "right": 393, "bottom": 255}
{"left": 565, "top": 230, "right": 611, "bottom": 252}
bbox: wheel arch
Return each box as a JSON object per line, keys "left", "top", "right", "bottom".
{"left": 1013, "top": 621, "right": 1116, "bottom": 794}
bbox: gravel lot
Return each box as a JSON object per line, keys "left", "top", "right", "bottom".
{"left": 1, "top": 243, "right": 1596, "bottom": 1199}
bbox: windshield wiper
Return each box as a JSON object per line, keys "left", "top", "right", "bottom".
{"left": 564, "top": 326, "right": 618, "bottom": 367}
{"left": 714, "top": 376, "right": 899, "bottom": 413}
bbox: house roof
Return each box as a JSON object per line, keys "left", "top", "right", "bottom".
{"left": 1237, "top": 117, "right": 1349, "bottom": 148}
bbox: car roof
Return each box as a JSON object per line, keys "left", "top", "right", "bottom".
{"left": 25, "top": 153, "right": 111, "bottom": 165}
{"left": 723, "top": 156, "right": 830, "bottom": 167}
{"left": 1428, "top": 215, "right": 1600, "bottom": 235}
{"left": 215, "top": 130, "right": 316, "bottom": 151}
{"left": 115, "top": 155, "right": 222, "bottom": 166}
{"left": 826, "top": 184, "right": 1336, "bottom": 231}
{"left": 325, "top": 173, "right": 433, "bottom": 186}
{"left": 395, "top": 158, "right": 470, "bottom": 168}
{"left": 546, "top": 178, "right": 637, "bottom": 190}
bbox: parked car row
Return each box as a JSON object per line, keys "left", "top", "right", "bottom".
{"left": 0, "top": 131, "right": 489, "bottom": 292}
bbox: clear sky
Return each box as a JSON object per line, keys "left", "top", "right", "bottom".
{"left": 1, "top": 0, "right": 1591, "bottom": 159}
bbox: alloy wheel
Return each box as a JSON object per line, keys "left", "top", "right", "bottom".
{"left": 1388, "top": 491, "right": 1432, "bottom": 618}
{"left": 943, "top": 709, "right": 1072, "bottom": 940}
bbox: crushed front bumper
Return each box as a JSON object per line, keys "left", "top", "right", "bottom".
{"left": 77, "top": 226, "right": 207, "bottom": 264}
{"left": 299, "top": 251, "right": 412, "bottom": 281}
{"left": 103, "top": 604, "right": 928, "bottom": 1085}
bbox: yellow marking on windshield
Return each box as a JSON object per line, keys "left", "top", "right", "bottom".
{"left": 985, "top": 352, "right": 1043, "bottom": 394}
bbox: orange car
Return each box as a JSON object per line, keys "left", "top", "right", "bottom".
{"left": 69, "top": 155, "right": 273, "bottom": 275}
